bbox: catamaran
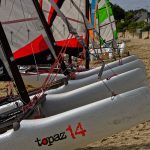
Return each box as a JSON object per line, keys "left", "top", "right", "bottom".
{"left": 0, "top": 1, "right": 150, "bottom": 150}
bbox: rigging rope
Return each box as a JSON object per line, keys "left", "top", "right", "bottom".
{"left": 41, "top": 33, "right": 73, "bottom": 89}
{"left": 30, "top": 42, "right": 39, "bottom": 79}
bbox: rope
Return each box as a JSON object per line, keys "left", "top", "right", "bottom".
{"left": 101, "top": 79, "right": 117, "bottom": 99}
{"left": 41, "top": 34, "right": 73, "bottom": 89}
{"left": 30, "top": 43, "right": 40, "bottom": 80}
{"left": 91, "top": 53, "right": 118, "bottom": 78}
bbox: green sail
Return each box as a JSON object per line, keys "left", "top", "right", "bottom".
{"left": 96, "top": 0, "right": 118, "bottom": 42}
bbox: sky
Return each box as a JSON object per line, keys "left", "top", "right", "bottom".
{"left": 110, "top": 0, "right": 150, "bottom": 12}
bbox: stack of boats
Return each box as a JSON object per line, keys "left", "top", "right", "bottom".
{"left": 0, "top": 0, "right": 150, "bottom": 150}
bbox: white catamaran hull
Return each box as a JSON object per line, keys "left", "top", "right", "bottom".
{"left": 46, "top": 59, "right": 145, "bottom": 94}
{"left": 75, "top": 55, "right": 138, "bottom": 79}
{"left": 43, "top": 68, "right": 148, "bottom": 116}
{"left": 1, "top": 87, "right": 150, "bottom": 150}
{"left": 0, "top": 67, "right": 146, "bottom": 116}
{"left": 0, "top": 100, "right": 23, "bottom": 114}
{"left": 20, "top": 55, "right": 137, "bottom": 88}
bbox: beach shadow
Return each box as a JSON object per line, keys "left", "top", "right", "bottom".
{"left": 77, "top": 143, "right": 150, "bottom": 150}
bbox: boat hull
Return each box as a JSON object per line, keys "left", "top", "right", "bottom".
{"left": 0, "top": 67, "right": 146, "bottom": 116}
{"left": 0, "top": 100, "right": 23, "bottom": 114}
{"left": 21, "top": 55, "right": 137, "bottom": 88}
{"left": 46, "top": 59, "right": 145, "bottom": 94}
{"left": 43, "top": 68, "right": 148, "bottom": 116}
{"left": 75, "top": 55, "right": 138, "bottom": 79}
{"left": 0, "top": 87, "right": 150, "bottom": 150}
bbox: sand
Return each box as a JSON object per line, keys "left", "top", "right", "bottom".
{"left": 82, "top": 38, "right": 150, "bottom": 150}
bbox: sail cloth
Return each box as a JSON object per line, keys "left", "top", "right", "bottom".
{"left": 48, "top": 0, "right": 87, "bottom": 54}
{"left": 0, "top": 0, "right": 84, "bottom": 65}
{"left": 14, "top": 35, "right": 83, "bottom": 65}
{"left": 50, "top": 0, "right": 86, "bottom": 41}
{"left": 97, "top": 0, "right": 118, "bottom": 43}
{"left": 90, "top": 0, "right": 98, "bottom": 27}
{"left": 0, "top": 0, "right": 57, "bottom": 65}
{"left": 71, "top": 0, "right": 104, "bottom": 47}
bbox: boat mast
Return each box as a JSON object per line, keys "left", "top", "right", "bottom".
{"left": 32, "top": 0, "right": 69, "bottom": 75}
{"left": 48, "top": 0, "right": 65, "bottom": 27}
{"left": 0, "top": 22, "right": 30, "bottom": 104}
{"left": 85, "top": 0, "right": 90, "bottom": 70}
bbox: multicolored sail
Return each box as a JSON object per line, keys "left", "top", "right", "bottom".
{"left": 50, "top": 0, "right": 86, "bottom": 41}
{"left": 0, "top": 0, "right": 57, "bottom": 65}
{"left": 0, "top": 0, "right": 86, "bottom": 65}
{"left": 90, "top": 0, "right": 97, "bottom": 27}
{"left": 43, "top": 0, "right": 88, "bottom": 57}
{"left": 97, "top": 0, "right": 118, "bottom": 43}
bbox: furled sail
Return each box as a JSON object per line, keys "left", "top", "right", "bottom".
{"left": 0, "top": 0, "right": 56, "bottom": 65}
{"left": 97, "top": 0, "right": 118, "bottom": 43}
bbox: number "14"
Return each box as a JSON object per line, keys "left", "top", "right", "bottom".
{"left": 66, "top": 122, "right": 87, "bottom": 139}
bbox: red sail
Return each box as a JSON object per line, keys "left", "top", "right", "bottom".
{"left": 13, "top": 35, "right": 83, "bottom": 64}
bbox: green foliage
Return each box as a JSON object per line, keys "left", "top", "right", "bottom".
{"left": 125, "top": 11, "right": 134, "bottom": 21}
{"left": 112, "top": 5, "right": 149, "bottom": 32}
{"left": 117, "top": 22, "right": 126, "bottom": 32}
{"left": 110, "top": 3, "right": 125, "bottom": 21}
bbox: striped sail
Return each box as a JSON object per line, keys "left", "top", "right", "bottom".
{"left": 0, "top": 0, "right": 56, "bottom": 64}
{"left": 0, "top": 0, "right": 87, "bottom": 64}
{"left": 88, "top": 0, "right": 104, "bottom": 47}
{"left": 50, "top": 0, "right": 86, "bottom": 42}
{"left": 97, "top": 0, "right": 118, "bottom": 43}
{"left": 40, "top": 0, "right": 88, "bottom": 58}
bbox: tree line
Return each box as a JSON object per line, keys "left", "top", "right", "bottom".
{"left": 110, "top": 3, "right": 150, "bottom": 32}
